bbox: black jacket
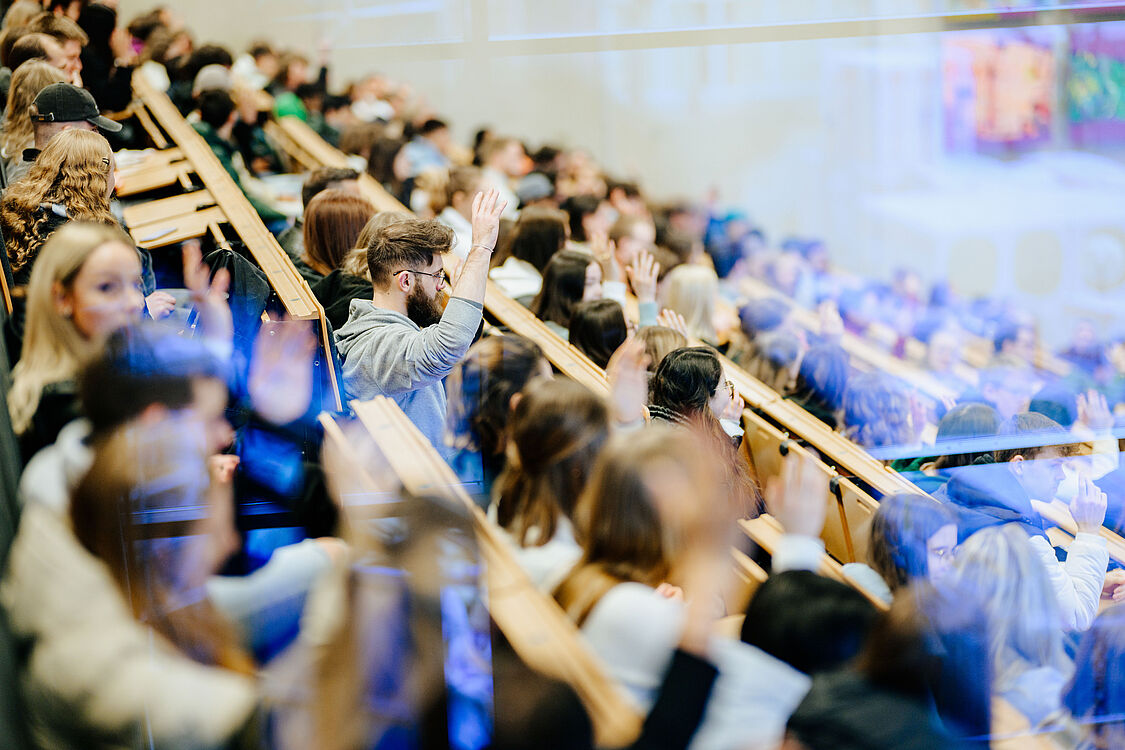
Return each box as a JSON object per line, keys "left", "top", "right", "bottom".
{"left": 787, "top": 671, "right": 964, "bottom": 750}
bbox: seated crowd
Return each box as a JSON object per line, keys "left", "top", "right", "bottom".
{"left": 2, "top": 2, "right": 1125, "bottom": 750}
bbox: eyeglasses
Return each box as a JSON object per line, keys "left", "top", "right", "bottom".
{"left": 394, "top": 268, "right": 447, "bottom": 288}
{"left": 723, "top": 380, "right": 736, "bottom": 397}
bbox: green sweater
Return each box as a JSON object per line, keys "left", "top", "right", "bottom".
{"left": 191, "top": 121, "right": 287, "bottom": 224}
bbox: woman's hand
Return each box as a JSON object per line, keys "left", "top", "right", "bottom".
{"left": 590, "top": 229, "right": 621, "bottom": 283}
{"left": 183, "top": 241, "right": 232, "bottom": 346}
{"left": 627, "top": 249, "right": 660, "bottom": 304}
{"left": 765, "top": 452, "right": 830, "bottom": 539}
{"left": 248, "top": 319, "right": 318, "bottom": 425}
{"left": 606, "top": 336, "right": 650, "bottom": 426}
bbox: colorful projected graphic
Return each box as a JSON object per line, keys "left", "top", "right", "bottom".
{"left": 1068, "top": 26, "right": 1125, "bottom": 144}
{"left": 943, "top": 33, "right": 1055, "bottom": 151}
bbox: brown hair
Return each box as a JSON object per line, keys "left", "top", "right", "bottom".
{"left": 495, "top": 379, "right": 608, "bottom": 547}
{"left": 554, "top": 426, "right": 719, "bottom": 626}
{"left": 502, "top": 206, "right": 567, "bottom": 273}
{"left": 479, "top": 135, "right": 519, "bottom": 164}
{"left": 1, "top": 128, "right": 115, "bottom": 277}
{"left": 994, "top": 411, "right": 1080, "bottom": 464}
{"left": 25, "top": 11, "right": 88, "bottom": 44}
{"left": 364, "top": 217, "right": 452, "bottom": 289}
{"left": 445, "top": 334, "right": 546, "bottom": 460}
{"left": 302, "top": 189, "right": 374, "bottom": 276}
{"left": 70, "top": 426, "right": 254, "bottom": 675}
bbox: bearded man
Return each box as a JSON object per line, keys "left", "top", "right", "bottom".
{"left": 336, "top": 189, "right": 505, "bottom": 453}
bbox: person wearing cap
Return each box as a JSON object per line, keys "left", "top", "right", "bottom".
{"left": 5, "top": 80, "right": 120, "bottom": 185}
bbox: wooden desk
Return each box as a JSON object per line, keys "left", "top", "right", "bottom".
{"left": 128, "top": 205, "right": 228, "bottom": 249}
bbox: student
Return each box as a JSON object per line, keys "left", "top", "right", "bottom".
{"left": 660, "top": 264, "right": 719, "bottom": 345}
{"left": 0, "top": 59, "right": 65, "bottom": 183}
{"left": 23, "top": 11, "right": 85, "bottom": 86}
{"left": 493, "top": 378, "right": 608, "bottom": 591}
{"left": 568, "top": 298, "right": 626, "bottom": 370}
{"left": 649, "top": 346, "right": 744, "bottom": 441}
{"left": 294, "top": 189, "right": 374, "bottom": 282}
{"left": 335, "top": 189, "right": 505, "bottom": 453}
{"left": 435, "top": 164, "right": 485, "bottom": 259}
{"left": 552, "top": 426, "right": 703, "bottom": 706}
{"left": 75, "top": 2, "right": 134, "bottom": 111}
{"left": 945, "top": 412, "right": 1108, "bottom": 631}
{"left": 784, "top": 589, "right": 976, "bottom": 749}
{"left": 1064, "top": 604, "right": 1125, "bottom": 748}
{"left": 5, "top": 80, "right": 123, "bottom": 186}
{"left": 276, "top": 165, "right": 360, "bottom": 262}
{"left": 3, "top": 416, "right": 261, "bottom": 750}
{"left": 401, "top": 118, "right": 452, "bottom": 178}
{"left": 841, "top": 493, "right": 959, "bottom": 606}
{"left": 479, "top": 135, "right": 524, "bottom": 219}
{"left": 842, "top": 372, "right": 915, "bottom": 451}
{"left": 785, "top": 343, "right": 850, "bottom": 430}
{"left": 953, "top": 524, "right": 1075, "bottom": 729}
{"left": 636, "top": 325, "right": 687, "bottom": 375}
{"left": 1, "top": 128, "right": 118, "bottom": 285}
{"left": 489, "top": 205, "right": 567, "bottom": 303}
{"left": 528, "top": 248, "right": 594, "bottom": 338}
{"left": 191, "top": 88, "right": 287, "bottom": 227}
{"left": 444, "top": 334, "right": 548, "bottom": 505}
{"left": 6, "top": 222, "right": 143, "bottom": 461}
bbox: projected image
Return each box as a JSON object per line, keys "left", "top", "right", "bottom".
{"left": 1068, "top": 25, "right": 1125, "bottom": 143}
{"left": 943, "top": 33, "right": 1055, "bottom": 151}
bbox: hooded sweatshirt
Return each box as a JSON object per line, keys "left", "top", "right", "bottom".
{"left": 335, "top": 296, "right": 483, "bottom": 453}
{"left": 946, "top": 462, "right": 1107, "bottom": 632}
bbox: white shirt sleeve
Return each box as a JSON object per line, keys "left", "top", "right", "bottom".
{"left": 1028, "top": 532, "right": 1107, "bottom": 632}
{"left": 772, "top": 535, "right": 825, "bottom": 573}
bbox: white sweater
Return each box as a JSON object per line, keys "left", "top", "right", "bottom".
{"left": 2, "top": 505, "right": 257, "bottom": 749}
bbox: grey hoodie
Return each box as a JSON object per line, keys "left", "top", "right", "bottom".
{"left": 335, "top": 296, "right": 482, "bottom": 453}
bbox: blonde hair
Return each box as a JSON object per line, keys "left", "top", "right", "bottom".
{"left": 8, "top": 222, "right": 134, "bottom": 434}
{"left": 954, "top": 525, "right": 1070, "bottom": 693}
{"left": 1, "top": 59, "right": 66, "bottom": 161}
{"left": 1, "top": 128, "right": 116, "bottom": 277}
{"left": 2, "top": 0, "right": 44, "bottom": 30}
{"left": 660, "top": 264, "right": 718, "bottom": 343}
{"left": 342, "top": 209, "right": 413, "bottom": 280}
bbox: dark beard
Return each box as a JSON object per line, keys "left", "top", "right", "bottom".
{"left": 406, "top": 286, "right": 444, "bottom": 328}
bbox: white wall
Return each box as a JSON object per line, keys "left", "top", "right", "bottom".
{"left": 116, "top": 0, "right": 1125, "bottom": 344}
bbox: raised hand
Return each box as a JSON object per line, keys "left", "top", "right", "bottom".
{"left": 590, "top": 228, "right": 621, "bottom": 282}
{"left": 1071, "top": 473, "right": 1108, "bottom": 535}
{"left": 145, "top": 290, "right": 176, "bottom": 320}
{"left": 765, "top": 452, "right": 830, "bottom": 539}
{"left": 248, "top": 318, "right": 318, "bottom": 425}
{"left": 183, "top": 240, "right": 232, "bottom": 346}
{"left": 626, "top": 249, "right": 660, "bottom": 304}
{"left": 657, "top": 308, "right": 689, "bottom": 339}
{"left": 1078, "top": 390, "right": 1113, "bottom": 432}
{"left": 207, "top": 454, "right": 241, "bottom": 485}
{"left": 470, "top": 188, "right": 505, "bottom": 252}
{"left": 817, "top": 300, "right": 844, "bottom": 341}
{"left": 605, "top": 335, "right": 651, "bottom": 426}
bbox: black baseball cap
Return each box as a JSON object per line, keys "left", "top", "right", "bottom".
{"left": 29, "top": 83, "right": 122, "bottom": 133}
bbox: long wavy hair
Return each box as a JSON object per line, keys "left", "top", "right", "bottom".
{"left": 0, "top": 59, "right": 66, "bottom": 161}
{"left": 8, "top": 222, "right": 134, "bottom": 435}
{"left": 1, "top": 128, "right": 116, "bottom": 277}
